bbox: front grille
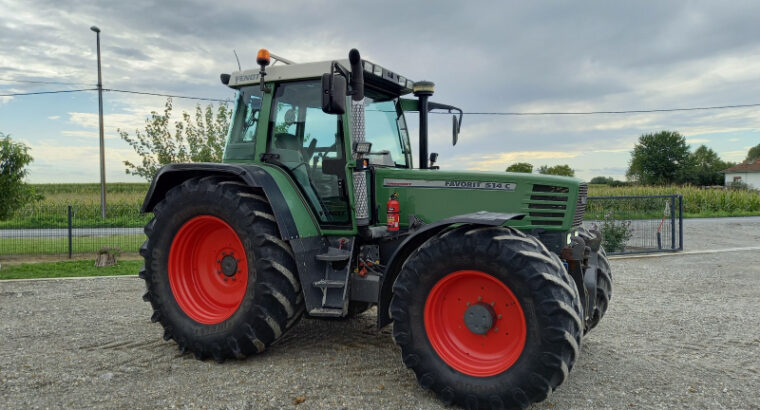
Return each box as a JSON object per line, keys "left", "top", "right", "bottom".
{"left": 532, "top": 184, "right": 570, "bottom": 193}
{"left": 528, "top": 184, "right": 569, "bottom": 227}
{"left": 573, "top": 183, "right": 588, "bottom": 226}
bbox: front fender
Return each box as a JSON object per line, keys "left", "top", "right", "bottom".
{"left": 376, "top": 211, "right": 525, "bottom": 328}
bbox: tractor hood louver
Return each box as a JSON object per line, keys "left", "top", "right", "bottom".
{"left": 527, "top": 184, "right": 569, "bottom": 226}
{"left": 526, "top": 183, "right": 587, "bottom": 228}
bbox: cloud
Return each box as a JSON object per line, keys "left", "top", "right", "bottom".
{"left": 4, "top": 1, "right": 760, "bottom": 183}
{"left": 686, "top": 138, "right": 710, "bottom": 144}
{"left": 47, "top": 115, "right": 60, "bottom": 120}
{"left": 451, "top": 151, "right": 581, "bottom": 172}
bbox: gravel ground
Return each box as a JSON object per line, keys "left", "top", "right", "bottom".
{"left": 1, "top": 218, "right": 759, "bottom": 409}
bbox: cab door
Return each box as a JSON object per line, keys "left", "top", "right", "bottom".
{"left": 264, "top": 79, "right": 351, "bottom": 226}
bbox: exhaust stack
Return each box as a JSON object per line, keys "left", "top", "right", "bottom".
{"left": 349, "top": 49, "right": 369, "bottom": 226}
{"left": 413, "top": 81, "right": 435, "bottom": 169}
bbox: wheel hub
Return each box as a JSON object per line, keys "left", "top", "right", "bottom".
{"left": 220, "top": 253, "right": 239, "bottom": 277}
{"left": 463, "top": 302, "right": 496, "bottom": 335}
{"left": 168, "top": 215, "right": 249, "bottom": 325}
{"left": 424, "top": 270, "right": 527, "bottom": 377}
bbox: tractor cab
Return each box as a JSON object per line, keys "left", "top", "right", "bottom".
{"left": 221, "top": 50, "right": 462, "bottom": 230}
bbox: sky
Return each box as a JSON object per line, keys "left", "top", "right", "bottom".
{"left": 1, "top": 0, "right": 759, "bottom": 183}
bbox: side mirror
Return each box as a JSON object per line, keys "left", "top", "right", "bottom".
{"left": 321, "top": 73, "right": 346, "bottom": 115}
{"left": 452, "top": 114, "right": 460, "bottom": 146}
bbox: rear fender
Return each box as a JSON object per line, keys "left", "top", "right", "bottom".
{"left": 142, "top": 163, "right": 316, "bottom": 240}
{"left": 376, "top": 211, "right": 525, "bottom": 329}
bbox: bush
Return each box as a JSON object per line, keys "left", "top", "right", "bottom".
{"left": 727, "top": 180, "right": 751, "bottom": 191}
{"left": 600, "top": 212, "right": 633, "bottom": 252}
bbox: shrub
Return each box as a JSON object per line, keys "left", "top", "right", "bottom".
{"left": 600, "top": 212, "right": 633, "bottom": 252}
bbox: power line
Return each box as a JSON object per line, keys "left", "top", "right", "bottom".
{"left": 0, "top": 77, "right": 94, "bottom": 87}
{"left": 105, "top": 88, "right": 231, "bottom": 103}
{"left": 0, "top": 88, "right": 97, "bottom": 97}
{"left": 4, "top": 85, "right": 760, "bottom": 115}
{"left": 433, "top": 102, "right": 760, "bottom": 116}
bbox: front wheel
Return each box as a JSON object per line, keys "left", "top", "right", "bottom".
{"left": 390, "top": 226, "right": 583, "bottom": 409}
{"left": 586, "top": 248, "right": 612, "bottom": 331}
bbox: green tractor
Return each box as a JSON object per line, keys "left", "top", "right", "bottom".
{"left": 139, "top": 48, "right": 611, "bottom": 409}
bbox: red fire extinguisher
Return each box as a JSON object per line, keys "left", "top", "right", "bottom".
{"left": 387, "top": 193, "right": 400, "bottom": 231}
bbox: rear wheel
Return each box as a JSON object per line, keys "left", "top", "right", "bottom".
{"left": 140, "top": 177, "right": 304, "bottom": 362}
{"left": 390, "top": 226, "right": 583, "bottom": 409}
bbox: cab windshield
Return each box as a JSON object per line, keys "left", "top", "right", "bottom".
{"left": 364, "top": 91, "right": 411, "bottom": 168}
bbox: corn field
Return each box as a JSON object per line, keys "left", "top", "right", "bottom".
{"left": 588, "top": 185, "right": 760, "bottom": 217}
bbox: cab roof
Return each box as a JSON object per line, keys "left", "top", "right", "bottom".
{"left": 227, "top": 58, "right": 415, "bottom": 96}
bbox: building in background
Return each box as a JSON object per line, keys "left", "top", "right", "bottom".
{"left": 722, "top": 159, "right": 760, "bottom": 188}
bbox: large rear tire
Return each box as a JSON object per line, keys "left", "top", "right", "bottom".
{"left": 139, "top": 177, "right": 304, "bottom": 362}
{"left": 390, "top": 226, "right": 583, "bottom": 409}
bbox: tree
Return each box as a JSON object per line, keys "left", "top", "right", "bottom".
{"left": 626, "top": 131, "right": 690, "bottom": 185}
{"left": 589, "top": 176, "right": 615, "bottom": 184}
{"left": 537, "top": 164, "right": 575, "bottom": 177}
{"left": 505, "top": 162, "right": 533, "bottom": 173}
{"left": 0, "top": 133, "right": 40, "bottom": 220}
{"left": 747, "top": 143, "right": 760, "bottom": 162}
{"left": 687, "top": 145, "right": 734, "bottom": 186}
{"left": 119, "top": 98, "right": 231, "bottom": 181}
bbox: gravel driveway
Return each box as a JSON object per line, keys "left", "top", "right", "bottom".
{"left": 1, "top": 218, "right": 759, "bottom": 409}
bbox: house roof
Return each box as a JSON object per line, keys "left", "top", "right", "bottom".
{"left": 721, "top": 158, "right": 760, "bottom": 173}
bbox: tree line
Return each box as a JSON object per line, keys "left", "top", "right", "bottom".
{"left": 506, "top": 131, "right": 759, "bottom": 186}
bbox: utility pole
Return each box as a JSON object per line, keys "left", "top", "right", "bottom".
{"left": 91, "top": 26, "right": 107, "bottom": 219}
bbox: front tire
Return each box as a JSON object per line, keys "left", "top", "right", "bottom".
{"left": 586, "top": 248, "right": 612, "bottom": 331}
{"left": 140, "top": 177, "right": 304, "bottom": 362}
{"left": 390, "top": 226, "right": 583, "bottom": 409}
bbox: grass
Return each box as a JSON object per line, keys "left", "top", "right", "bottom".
{"left": 0, "top": 259, "right": 142, "bottom": 280}
{"left": 0, "top": 234, "right": 145, "bottom": 256}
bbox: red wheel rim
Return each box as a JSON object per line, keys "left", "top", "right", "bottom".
{"left": 424, "top": 270, "right": 527, "bottom": 377}
{"left": 169, "top": 215, "right": 249, "bottom": 324}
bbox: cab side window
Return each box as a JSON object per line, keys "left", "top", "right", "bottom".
{"left": 266, "top": 80, "right": 349, "bottom": 224}
{"left": 224, "top": 86, "right": 264, "bottom": 160}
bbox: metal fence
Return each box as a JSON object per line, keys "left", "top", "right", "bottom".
{"left": 0, "top": 204, "right": 149, "bottom": 260}
{"left": 585, "top": 195, "right": 683, "bottom": 255}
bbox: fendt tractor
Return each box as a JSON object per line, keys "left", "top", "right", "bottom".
{"left": 138, "top": 48, "right": 612, "bottom": 409}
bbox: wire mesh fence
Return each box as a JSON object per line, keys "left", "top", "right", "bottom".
{"left": 584, "top": 195, "right": 683, "bottom": 255}
{"left": 0, "top": 204, "right": 149, "bottom": 260}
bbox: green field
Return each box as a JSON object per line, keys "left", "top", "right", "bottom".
{"left": 33, "top": 182, "right": 149, "bottom": 206}
{"left": 587, "top": 184, "right": 760, "bottom": 218}
{"left": 0, "top": 259, "right": 142, "bottom": 280}
{"left": 0, "top": 183, "right": 151, "bottom": 228}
